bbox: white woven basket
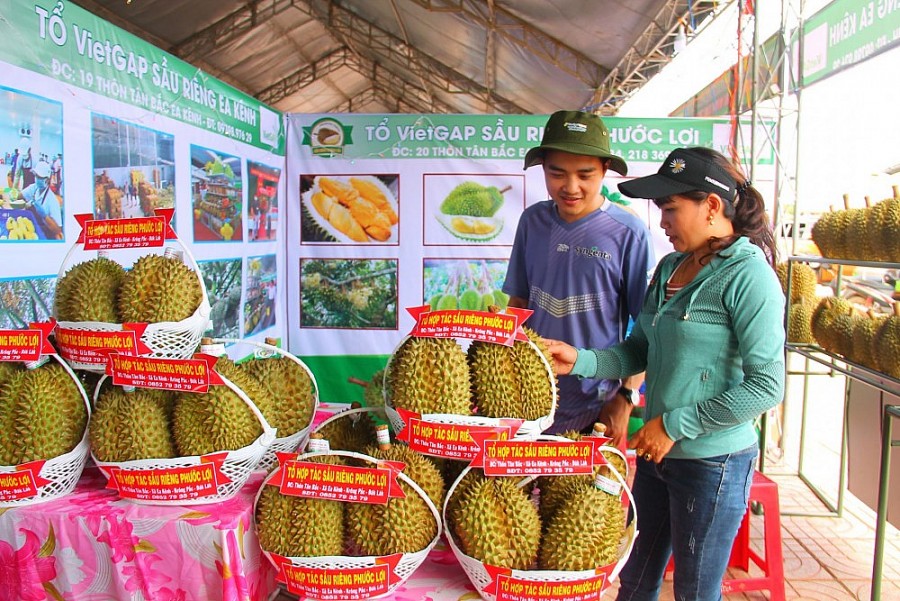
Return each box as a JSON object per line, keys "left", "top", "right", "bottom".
{"left": 54, "top": 232, "right": 211, "bottom": 372}
{"left": 311, "top": 405, "right": 388, "bottom": 447}
{"left": 92, "top": 369, "right": 276, "bottom": 505}
{"left": 443, "top": 441, "right": 638, "bottom": 601}
{"left": 383, "top": 334, "right": 557, "bottom": 454}
{"left": 256, "top": 449, "right": 442, "bottom": 600}
{"left": 213, "top": 338, "right": 320, "bottom": 472}
{"left": 0, "top": 354, "right": 92, "bottom": 507}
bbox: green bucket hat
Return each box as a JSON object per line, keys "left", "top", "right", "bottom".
{"left": 523, "top": 110, "right": 628, "bottom": 175}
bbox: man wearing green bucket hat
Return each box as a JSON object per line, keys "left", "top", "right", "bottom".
{"left": 503, "top": 110, "right": 653, "bottom": 442}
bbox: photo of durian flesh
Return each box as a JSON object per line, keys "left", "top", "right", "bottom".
{"left": 301, "top": 175, "right": 398, "bottom": 243}
{"left": 435, "top": 181, "right": 510, "bottom": 242}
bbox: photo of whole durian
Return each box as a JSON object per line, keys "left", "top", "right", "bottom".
{"left": 434, "top": 181, "right": 509, "bottom": 242}
{"left": 300, "top": 174, "right": 398, "bottom": 243}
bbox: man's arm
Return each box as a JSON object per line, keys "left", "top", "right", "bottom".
{"left": 507, "top": 295, "right": 528, "bottom": 309}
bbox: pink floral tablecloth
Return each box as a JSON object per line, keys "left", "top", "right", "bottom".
{"left": 0, "top": 466, "right": 276, "bottom": 601}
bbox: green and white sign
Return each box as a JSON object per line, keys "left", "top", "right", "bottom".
{"left": 298, "top": 114, "right": 774, "bottom": 166}
{"left": 0, "top": 0, "right": 285, "bottom": 153}
{"left": 802, "top": 0, "right": 900, "bottom": 86}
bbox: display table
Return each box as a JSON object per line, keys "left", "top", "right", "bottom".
{"left": 0, "top": 466, "right": 276, "bottom": 600}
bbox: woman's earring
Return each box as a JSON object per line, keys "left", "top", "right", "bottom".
{"left": 708, "top": 215, "right": 715, "bottom": 227}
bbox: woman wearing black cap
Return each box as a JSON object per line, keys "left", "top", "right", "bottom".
{"left": 547, "top": 147, "right": 785, "bottom": 601}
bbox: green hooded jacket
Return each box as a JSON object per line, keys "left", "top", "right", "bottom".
{"left": 573, "top": 236, "right": 785, "bottom": 459}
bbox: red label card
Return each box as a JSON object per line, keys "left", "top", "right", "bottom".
{"left": 478, "top": 440, "right": 601, "bottom": 477}
{"left": 395, "top": 413, "right": 519, "bottom": 460}
{"left": 0, "top": 471, "right": 38, "bottom": 501}
{"left": 0, "top": 329, "right": 43, "bottom": 361}
{"left": 281, "top": 563, "right": 390, "bottom": 599}
{"left": 104, "top": 454, "right": 231, "bottom": 502}
{"left": 406, "top": 305, "right": 535, "bottom": 345}
{"left": 56, "top": 327, "right": 141, "bottom": 365}
{"left": 81, "top": 216, "right": 167, "bottom": 250}
{"left": 495, "top": 573, "right": 607, "bottom": 601}
{"left": 107, "top": 353, "right": 213, "bottom": 392}
{"left": 271, "top": 460, "right": 404, "bottom": 504}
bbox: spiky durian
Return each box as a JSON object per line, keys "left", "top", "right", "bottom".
{"left": 256, "top": 454, "right": 345, "bottom": 557}
{"left": 850, "top": 310, "right": 887, "bottom": 369}
{"left": 829, "top": 304, "right": 862, "bottom": 358}
{"left": 811, "top": 208, "right": 842, "bottom": 258}
{"left": 360, "top": 442, "right": 445, "bottom": 508}
{"left": 346, "top": 443, "right": 439, "bottom": 556}
{"left": 873, "top": 303, "right": 900, "bottom": 378}
{"left": 775, "top": 261, "right": 817, "bottom": 304}
{"left": 55, "top": 256, "right": 125, "bottom": 322}
{"left": 439, "top": 182, "right": 504, "bottom": 217}
{"left": 388, "top": 337, "right": 471, "bottom": 416}
{"left": 877, "top": 188, "right": 900, "bottom": 262}
{"left": 450, "top": 476, "right": 541, "bottom": 569}
{"left": 787, "top": 300, "right": 816, "bottom": 344}
{"left": 0, "top": 364, "right": 28, "bottom": 464}
{"left": 172, "top": 356, "right": 265, "bottom": 456}
{"left": 0, "top": 361, "right": 86, "bottom": 465}
{"left": 242, "top": 356, "right": 316, "bottom": 437}
{"left": 811, "top": 296, "right": 852, "bottom": 352}
{"left": 468, "top": 326, "right": 556, "bottom": 420}
{"left": 314, "top": 406, "right": 379, "bottom": 453}
{"left": 118, "top": 253, "right": 202, "bottom": 323}
{"left": 90, "top": 386, "right": 176, "bottom": 461}
{"left": 539, "top": 482, "right": 627, "bottom": 570}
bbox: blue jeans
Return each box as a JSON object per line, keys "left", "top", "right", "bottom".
{"left": 616, "top": 444, "right": 757, "bottom": 601}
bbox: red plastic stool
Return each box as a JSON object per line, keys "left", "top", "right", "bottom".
{"left": 664, "top": 471, "right": 785, "bottom": 600}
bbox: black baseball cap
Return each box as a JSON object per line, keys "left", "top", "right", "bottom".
{"left": 523, "top": 110, "right": 628, "bottom": 175}
{"left": 618, "top": 147, "right": 737, "bottom": 201}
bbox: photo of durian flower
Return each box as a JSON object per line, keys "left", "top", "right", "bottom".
{"left": 244, "top": 254, "right": 277, "bottom": 336}
{"left": 300, "top": 258, "right": 398, "bottom": 329}
{"left": 0, "top": 275, "right": 55, "bottom": 329}
{"left": 300, "top": 174, "right": 399, "bottom": 244}
{"left": 423, "top": 259, "right": 510, "bottom": 312}
{"left": 197, "top": 258, "right": 242, "bottom": 339}
{"left": 423, "top": 173, "right": 524, "bottom": 246}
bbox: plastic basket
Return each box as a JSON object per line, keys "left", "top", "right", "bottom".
{"left": 213, "top": 338, "right": 320, "bottom": 472}
{"left": 54, "top": 231, "right": 211, "bottom": 372}
{"left": 311, "top": 405, "right": 389, "bottom": 450}
{"left": 0, "top": 354, "right": 92, "bottom": 507}
{"left": 255, "top": 449, "right": 442, "bottom": 600}
{"left": 92, "top": 368, "right": 276, "bottom": 506}
{"left": 383, "top": 334, "right": 557, "bottom": 450}
{"left": 442, "top": 440, "right": 638, "bottom": 601}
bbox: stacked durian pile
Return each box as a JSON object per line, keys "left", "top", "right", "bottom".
{"left": 386, "top": 326, "right": 557, "bottom": 423}
{"left": 810, "top": 298, "right": 900, "bottom": 377}
{"left": 776, "top": 261, "right": 818, "bottom": 344}
{"left": 0, "top": 358, "right": 88, "bottom": 466}
{"left": 810, "top": 187, "right": 900, "bottom": 261}
{"left": 255, "top": 436, "right": 442, "bottom": 559}
{"left": 54, "top": 250, "right": 203, "bottom": 324}
{"left": 445, "top": 431, "right": 629, "bottom": 572}
{"left": 90, "top": 351, "right": 315, "bottom": 463}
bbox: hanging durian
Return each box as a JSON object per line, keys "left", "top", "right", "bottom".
{"left": 874, "top": 302, "right": 900, "bottom": 378}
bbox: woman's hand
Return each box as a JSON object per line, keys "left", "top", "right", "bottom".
{"left": 544, "top": 338, "right": 578, "bottom": 376}
{"left": 628, "top": 415, "right": 675, "bottom": 464}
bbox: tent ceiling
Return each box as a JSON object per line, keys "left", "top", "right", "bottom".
{"left": 71, "top": 0, "right": 720, "bottom": 115}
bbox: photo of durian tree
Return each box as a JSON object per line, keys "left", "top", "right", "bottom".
{"left": 300, "top": 259, "right": 397, "bottom": 329}
{"left": 424, "top": 259, "right": 510, "bottom": 312}
{"left": 197, "top": 258, "right": 242, "bottom": 339}
{"left": 244, "top": 254, "right": 277, "bottom": 336}
{"left": 0, "top": 275, "right": 54, "bottom": 328}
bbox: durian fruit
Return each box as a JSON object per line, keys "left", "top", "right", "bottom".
{"left": 539, "top": 479, "right": 627, "bottom": 570}
{"left": 873, "top": 302, "right": 900, "bottom": 378}
{"left": 118, "top": 251, "right": 203, "bottom": 323}
{"left": 172, "top": 355, "right": 265, "bottom": 456}
{"left": 787, "top": 300, "right": 816, "bottom": 344}
{"left": 439, "top": 182, "right": 505, "bottom": 217}
{"left": 838, "top": 194, "right": 866, "bottom": 261}
{"left": 811, "top": 296, "right": 852, "bottom": 352}
{"left": 300, "top": 202, "right": 338, "bottom": 243}
{"left": 468, "top": 326, "right": 556, "bottom": 420}
{"left": 811, "top": 206, "right": 843, "bottom": 258}
{"left": 388, "top": 337, "right": 471, "bottom": 416}
{"left": 314, "top": 404, "right": 379, "bottom": 453}
{"left": 848, "top": 197, "right": 876, "bottom": 261}
{"left": 435, "top": 214, "right": 504, "bottom": 242}
{"left": 256, "top": 454, "right": 346, "bottom": 557}
{"left": 90, "top": 386, "right": 176, "bottom": 462}
{"left": 450, "top": 476, "right": 541, "bottom": 569}
{"left": 346, "top": 441, "right": 440, "bottom": 556}
{"left": 850, "top": 309, "right": 887, "bottom": 369}
{"left": 0, "top": 363, "right": 28, "bottom": 463}
{"left": 0, "top": 360, "right": 87, "bottom": 465}
{"left": 242, "top": 356, "right": 316, "bottom": 437}
{"left": 829, "top": 304, "right": 863, "bottom": 358}
{"left": 55, "top": 256, "right": 125, "bottom": 322}
{"left": 775, "top": 261, "right": 817, "bottom": 304}
{"left": 362, "top": 369, "right": 386, "bottom": 410}
{"left": 868, "top": 186, "right": 900, "bottom": 262}
{"left": 360, "top": 442, "right": 445, "bottom": 508}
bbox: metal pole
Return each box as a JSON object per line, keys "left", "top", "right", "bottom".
{"left": 871, "top": 404, "right": 898, "bottom": 601}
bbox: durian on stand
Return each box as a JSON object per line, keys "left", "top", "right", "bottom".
{"left": 89, "top": 340, "right": 276, "bottom": 505}
{"left": 0, "top": 350, "right": 93, "bottom": 507}
{"left": 443, "top": 434, "right": 637, "bottom": 601}
{"left": 253, "top": 431, "right": 443, "bottom": 600}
